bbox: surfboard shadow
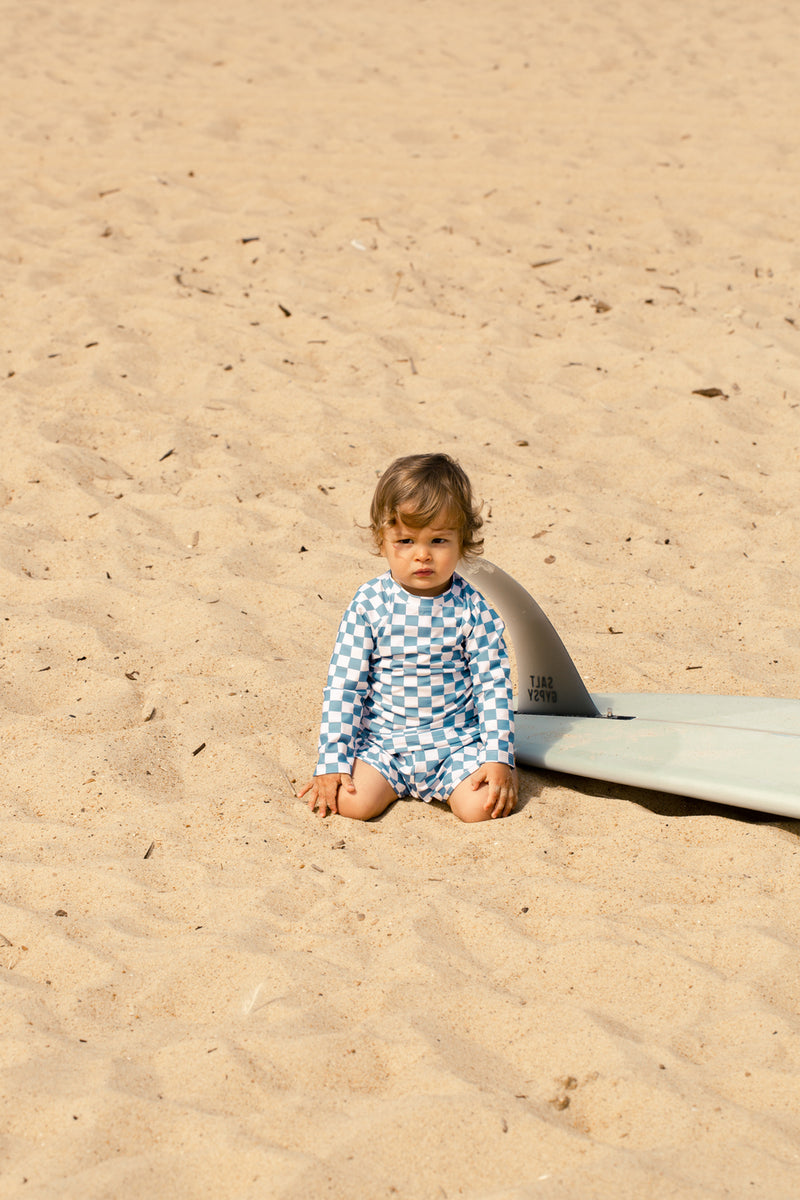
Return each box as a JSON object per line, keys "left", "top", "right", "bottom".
{"left": 533, "top": 766, "right": 799, "bottom": 832}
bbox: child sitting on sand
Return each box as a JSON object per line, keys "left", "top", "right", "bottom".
{"left": 300, "top": 452, "right": 517, "bottom": 822}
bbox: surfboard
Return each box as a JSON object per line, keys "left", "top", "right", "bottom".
{"left": 460, "top": 560, "right": 800, "bottom": 819}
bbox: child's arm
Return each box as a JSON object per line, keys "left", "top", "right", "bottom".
{"left": 299, "top": 599, "right": 374, "bottom": 813}
{"left": 465, "top": 592, "right": 516, "bottom": 813}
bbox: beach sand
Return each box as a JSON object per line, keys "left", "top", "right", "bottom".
{"left": 2, "top": 0, "right": 800, "bottom": 1195}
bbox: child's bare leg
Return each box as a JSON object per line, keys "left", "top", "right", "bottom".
{"left": 448, "top": 776, "right": 494, "bottom": 823}
{"left": 337, "top": 758, "right": 397, "bottom": 820}
{"left": 448, "top": 768, "right": 517, "bottom": 823}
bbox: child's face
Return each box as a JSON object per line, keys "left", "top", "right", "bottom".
{"left": 381, "top": 512, "right": 462, "bottom": 596}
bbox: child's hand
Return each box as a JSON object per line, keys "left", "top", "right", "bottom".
{"left": 298, "top": 772, "right": 356, "bottom": 817}
{"left": 472, "top": 762, "right": 518, "bottom": 818}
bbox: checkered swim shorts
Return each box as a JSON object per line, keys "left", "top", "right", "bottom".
{"left": 354, "top": 736, "right": 486, "bottom": 803}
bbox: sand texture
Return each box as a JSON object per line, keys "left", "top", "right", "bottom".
{"left": 2, "top": 0, "right": 800, "bottom": 1196}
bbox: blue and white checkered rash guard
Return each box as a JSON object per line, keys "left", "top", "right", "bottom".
{"left": 315, "top": 571, "right": 515, "bottom": 775}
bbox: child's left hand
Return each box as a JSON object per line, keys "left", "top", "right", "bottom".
{"left": 472, "top": 762, "right": 518, "bottom": 818}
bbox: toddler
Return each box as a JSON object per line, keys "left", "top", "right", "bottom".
{"left": 299, "top": 453, "right": 516, "bottom": 821}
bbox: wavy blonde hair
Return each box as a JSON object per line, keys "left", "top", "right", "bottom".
{"left": 369, "top": 453, "right": 484, "bottom": 560}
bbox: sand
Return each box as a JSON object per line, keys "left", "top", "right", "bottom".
{"left": 2, "top": 0, "right": 800, "bottom": 1195}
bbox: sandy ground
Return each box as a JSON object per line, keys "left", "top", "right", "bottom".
{"left": 2, "top": 0, "right": 800, "bottom": 1196}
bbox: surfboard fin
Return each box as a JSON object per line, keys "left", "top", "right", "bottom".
{"left": 459, "top": 559, "right": 600, "bottom": 717}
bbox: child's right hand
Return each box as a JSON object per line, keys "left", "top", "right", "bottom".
{"left": 298, "top": 772, "right": 356, "bottom": 817}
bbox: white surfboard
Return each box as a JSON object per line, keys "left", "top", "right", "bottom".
{"left": 460, "top": 560, "right": 800, "bottom": 819}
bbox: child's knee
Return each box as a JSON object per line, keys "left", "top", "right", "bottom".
{"left": 447, "top": 782, "right": 493, "bottom": 823}
{"left": 338, "top": 770, "right": 396, "bottom": 820}
{"left": 452, "top": 805, "right": 493, "bottom": 823}
{"left": 337, "top": 793, "right": 385, "bottom": 821}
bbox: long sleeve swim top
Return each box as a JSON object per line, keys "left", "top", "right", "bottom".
{"left": 315, "top": 571, "right": 515, "bottom": 775}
